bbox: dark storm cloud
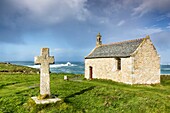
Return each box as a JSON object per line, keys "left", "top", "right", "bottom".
{"left": 0, "top": 0, "right": 169, "bottom": 62}
{"left": 0, "top": 30, "right": 24, "bottom": 44}
{"left": 0, "top": 0, "right": 89, "bottom": 44}
{"left": 0, "top": 0, "right": 169, "bottom": 45}
{"left": 0, "top": 0, "right": 25, "bottom": 44}
{"left": 0, "top": 0, "right": 106, "bottom": 48}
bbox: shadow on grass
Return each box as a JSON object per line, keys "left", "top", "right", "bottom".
{"left": 64, "top": 86, "right": 95, "bottom": 103}
{"left": 0, "top": 81, "right": 20, "bottom": 89}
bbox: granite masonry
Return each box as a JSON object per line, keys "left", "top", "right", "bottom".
{"left": 85, "top": 33, "right": 160, "bottom": 84}
{"left": 32, "top": 48, "right": 61, "bottom": 104}
{"left": 35, "top": 48, "right": 54, "bottom": 96}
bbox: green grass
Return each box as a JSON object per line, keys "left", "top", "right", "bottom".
{"left": 0, "top": 64, "right": 170, "bottom": 113}
{"left": 0, "top": 63, "right": 39, "bottom": 74}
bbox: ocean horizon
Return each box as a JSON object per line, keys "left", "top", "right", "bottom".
{"left": 8, "top": 61, "right": 84, "bottom": 74}
{"left": 5, "top": 61, "right": 170, "bottom": 75}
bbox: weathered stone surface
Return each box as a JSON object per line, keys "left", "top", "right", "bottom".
{"left": 96, "top": 33, "right": 102, "bottom": 47}
{"left": 31, "top": 97, "right": 61, "bottom": 104}
{"left": 64, "top": 76, "right": 68, "bottom": 80}
{"left": 132, "top": 38, "right": 160, "bottom": 84}
{"left": 85, "top": 58, "right": 132, "bottom": 84}
{"left": 34, "top": 48, "right": 54, "bottom": 96}
{"left": 85, "top": 36, "right": 160, "bottom": 84}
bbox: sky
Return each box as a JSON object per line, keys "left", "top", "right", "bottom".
{"left": 0, "top": 0, "right": 170, "bottom": 64}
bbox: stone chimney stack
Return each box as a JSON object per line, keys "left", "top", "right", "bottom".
{"left": 96, "top": 33, "right": 102, "bottom": 46}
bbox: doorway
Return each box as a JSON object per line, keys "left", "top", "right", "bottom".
{"left": 89, "top": 66, "right": 93, "bottom": 79}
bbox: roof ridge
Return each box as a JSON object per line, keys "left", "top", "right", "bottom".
{"left": 101, "top": 37, "right": 145, "bottom": 46}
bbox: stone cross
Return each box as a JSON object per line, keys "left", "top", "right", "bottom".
{"left": 34, "top": 48, "right": 54, "bottom": 96}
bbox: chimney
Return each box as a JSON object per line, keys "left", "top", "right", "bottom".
{"left": 96, "top": 33, "right": 102, "bottom": 46}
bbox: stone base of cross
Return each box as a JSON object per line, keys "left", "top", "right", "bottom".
{"left": 31, "top": 48, "right": 61, "bottom": 104}
{"left": 31, "top": 96, "right": 61, "bottom": 104}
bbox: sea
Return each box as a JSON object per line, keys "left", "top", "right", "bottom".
{"left": 9, "top": 61, "right": 84, "bottom": 74}
{"left": 8, "top": 61, "right": 170, "bottom": 75}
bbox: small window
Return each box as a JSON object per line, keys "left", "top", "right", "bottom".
{"left": 117, "top": 58, "right": 121, "bottom": 70}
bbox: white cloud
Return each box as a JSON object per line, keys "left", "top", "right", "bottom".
{"left": 167, "top": 26, "right": 170, "bottom": 29}
{"left": 166, "top": 23, "right": 170, "bottom": 29}
{"left": 132, "top": 0, "right": 170, "bottom": 17}
{"left": 117, "top": 20, "right": 125, "bottom": 26}
{"left": 136, "top": 27, "right": 163, "bottom": 36}
{"left": 10, "top": 0, "right": 89, "bottom": 24}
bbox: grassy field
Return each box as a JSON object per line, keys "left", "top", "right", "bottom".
{"left": 0, "top": 63, "right": 39, "bottom": 74}
{"left": 0, "top": 64, "right": 170, "bottom": 113}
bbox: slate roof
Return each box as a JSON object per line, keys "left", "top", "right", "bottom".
{"left": 85, "top": 38, "right": 145, "bottom": 59}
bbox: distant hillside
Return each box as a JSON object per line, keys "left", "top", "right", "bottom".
{"left": 0, "top": 62, "right": 39, "bottom": 74}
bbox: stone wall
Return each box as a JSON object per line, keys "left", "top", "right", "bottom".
{"left": 85, "top": 57, "right": 133, "bottom": 84}
{"left": 132, "top": 38, "right": 160, "bottom": 84}
{"left": 85, "top": 38, "right": 160, "bottom": 84}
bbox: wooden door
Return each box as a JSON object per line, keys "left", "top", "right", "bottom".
{"left": 89, "top": 66, "right": 93, "bottom": 79}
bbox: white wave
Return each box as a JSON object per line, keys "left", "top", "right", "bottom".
{"left": 26, "top": 62, "right": 77, "bottom": 69}
{"left": 27, "top": 65, "right": 40, "bottom": 69}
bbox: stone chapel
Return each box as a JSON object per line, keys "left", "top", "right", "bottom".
{"left": 85, "top": 33, "right": 160, "bottom": 84}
